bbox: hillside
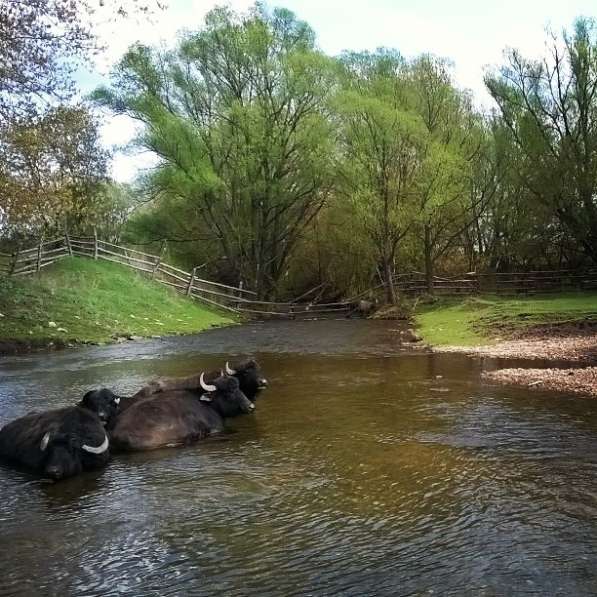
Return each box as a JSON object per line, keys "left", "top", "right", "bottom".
{"left": 0, "top": 257, "right": 234, "bottom": 352}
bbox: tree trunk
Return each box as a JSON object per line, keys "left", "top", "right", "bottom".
{"left": 424, "top": 224, "right": 434, "bottom": 294}
{"left": 383, "top": 257, "right": 397, "bottom": 305}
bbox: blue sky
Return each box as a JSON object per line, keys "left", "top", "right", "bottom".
{"left": 84, "top": 0, "right": 597, "bottom": 182}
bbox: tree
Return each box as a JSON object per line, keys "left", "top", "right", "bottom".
{"left": 408, "top": 55, "right": 479, "bottom": 291}
{"left": 486, "top": 17, "right": 597, "bottom": 263}
{"left": 335, "top": 50, "right": 426, "bottom": 303}
{"left": 0, "top": 0, "right": 161, "bottom": 120}
{"left": 0, "top": 105, "right": 109, "bottom": 236}
{"left": 95, "top": 4, "right": 336, "bottom": 298}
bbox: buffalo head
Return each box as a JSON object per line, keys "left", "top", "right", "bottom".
{"left": 39, "top": 428, "right": 110, "bottom": 480}
{"left": 79, "top": 388, "right": 122, "bottom": 426}
{"left": 199, "top": 373, "right": 254, "bottom": 418}
{"left": 224, "top": 358, "right": 268, "bottom": 401}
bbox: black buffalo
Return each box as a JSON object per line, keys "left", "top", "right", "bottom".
{"left": 123, "top": 358, "right": 268, "bottom": 411}
{"left": 223, "top": 358, "right": 268, "bottom": 402}
{"left": 110, "top": 373, "right": 254, "bottom": 452}
{"left": 0, "top": 389, "right": 121, "bottom": 480}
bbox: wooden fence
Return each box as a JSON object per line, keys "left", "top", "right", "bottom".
{"left": 4, "top": 235, "right": 597, "bottom": 317}
{"left": 393, "top": 269, "right": 597, "bottom": 295}
{"left": 0, "top": 235, "right": 355, "bottom": 318}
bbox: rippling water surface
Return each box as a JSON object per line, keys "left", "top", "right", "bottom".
{"left": 2, "top": 320, "right": 597, "bottom": 596}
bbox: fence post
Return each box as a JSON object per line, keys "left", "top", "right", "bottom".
{"left": 236, "top": 280, "right": 244, "bottom": 309}
{"left": 93, "top": 228, "right": 98, "bottom": 260}
{"left": 152, "top": 241, "right": 165, "bottom": 279}
{"left": 186, "top": 267, "right": 197, "bottom": 296}
{"left": 36, "top": 235, "right": 44, "bottom": 273}
{"left": 10, "top": 248, "right": 19, "bottom": 275}
{"left": 152, "top": 255, "right": 161, "bottom": 279}
{"left": 64, "top": 229, "right": 73, "bottom": 257}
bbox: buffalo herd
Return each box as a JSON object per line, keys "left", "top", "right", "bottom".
{"left": 0, "top": 358, "right": 268, "bottom": 481}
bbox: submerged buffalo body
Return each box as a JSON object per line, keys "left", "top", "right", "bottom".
{"left": 0, "top": 388, "right": 121, "bottom": 480}
{"left": 110, "top": 375, "right": 254, "bottom": 451}
{"left": 124, "top": 358, "right": 268, "bottom": 411}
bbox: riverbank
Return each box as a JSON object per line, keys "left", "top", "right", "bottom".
{"left": 483, "top": 367, "right": 597, "bottom": 397}
{"left": 0, "top": 257, "right": 234, "bottom": 353}
{"left": 415, "top": 294, "right": 597, "bottom": 347}
{"left": 415, "top": 293, "right": 597, "bottom": 397}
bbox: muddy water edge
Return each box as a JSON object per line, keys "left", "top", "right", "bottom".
{"left": 1, "top": 320, "right": 597, "bottom": 596}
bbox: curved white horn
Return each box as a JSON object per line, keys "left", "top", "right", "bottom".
{"left": 82, "top": 434, "right": 109, "bottom": 455}
{"left": 200, "top": 372, "right": 217, "bottom": 393}
{"left": 40, "top": 432, "right": 51, "bottom": 451}
{"left": 225, "top": 362, "right": 236, "bottom": 375}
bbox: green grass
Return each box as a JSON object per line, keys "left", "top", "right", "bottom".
{"left": 415, "top": 293, "right": 597, "bottom": 346}
{"left": 0, "top": 257, "right": 234, "bottom": 346}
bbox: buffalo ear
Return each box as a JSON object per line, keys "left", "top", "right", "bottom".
{"left": 79, "top": 390, "right": 95, "bottom": 407}
{"left": 40, "top": 432, "right": 52, "bottom": 451}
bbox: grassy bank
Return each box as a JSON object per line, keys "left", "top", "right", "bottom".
{"left": 0, "top": 257, "right": 234, "bottom": 351}
{"left": 415, "top": 293, "right": 597, "bottom": 347}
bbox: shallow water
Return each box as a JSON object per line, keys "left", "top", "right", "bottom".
{"left": 2, "top": 320, "right": 597, "bottom": 596}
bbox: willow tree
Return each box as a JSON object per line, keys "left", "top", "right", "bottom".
{"left": 95, "top": 5, "right": 336, "bottom": 298}
{"left": 335, "top": 51, "right": 426, "bottom": 303}
{"left": 408, "top": 55, "right": 479, "bottom": 291}
{"left": 486, "top": 17, "right": 597, "bottom": 263}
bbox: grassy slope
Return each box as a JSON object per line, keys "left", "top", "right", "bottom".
{"left": 415, "top": 293, "right": 597, "bottom": 346}
{"left": 0, "top": 257, "right": 234, "bottom": 346}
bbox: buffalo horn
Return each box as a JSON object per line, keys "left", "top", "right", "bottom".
{"left": 82, "top": 434, "right": 109, "bottom": 455}
{"left": 200, "top": 372, "right": 217, "bottom": 393}
{"left": 225, "top": 362, "right": 236, "bottom": 375}
{"left": 40, "top": 432, "right": 51, "bottom": 451}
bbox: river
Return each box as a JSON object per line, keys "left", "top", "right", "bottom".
{"left": 1, "top": 320, "right": 597, "bottom": 596}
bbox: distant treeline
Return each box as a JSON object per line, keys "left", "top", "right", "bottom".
{"left": 3, "top": 4, "right": 597, "bottom": 301}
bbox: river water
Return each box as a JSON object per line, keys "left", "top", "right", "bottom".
{"left": 1, "top": 320, "right": 597, "bottom": 596}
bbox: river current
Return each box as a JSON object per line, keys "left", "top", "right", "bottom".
{"left": 1, "top": 320, "right": 597, "bottom": 596}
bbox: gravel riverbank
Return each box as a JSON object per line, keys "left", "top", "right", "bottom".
{"left": 432, "top": 332, "right": 597, "bottom": 397}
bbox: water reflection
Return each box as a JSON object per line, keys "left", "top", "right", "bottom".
{"left": 1, "top": 321, "right": 597, "bottom": 595}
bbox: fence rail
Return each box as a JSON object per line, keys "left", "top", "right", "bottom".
{"left": 391, "top": 269, "right": 597, "bottom": 295}
{"left": 0, "top": 235, "right": 356, "bottom": 318}
{"left": 4, "top": 234, "right": 597, "bottom": 317}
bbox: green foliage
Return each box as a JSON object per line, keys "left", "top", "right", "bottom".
{"left": 485, "top": 17, "right": 597, "bottom": 263}
{"left": 95, "top": 4, "right": 337, "bottom": 298}
{"left": 86, "top": 9, "right": 597, "bottom": 303}
{"left": 0, "top": 257, "right": 232, "bottom": 345}
{"left": 0, "top": 105, "right": 109, "bottom": 238}
{"left": 334, "top": 50, "right": 426, "bottom": 302}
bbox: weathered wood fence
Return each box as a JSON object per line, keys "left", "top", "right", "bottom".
{"left": 3, "top": 236, "right": 597, "bottom": 317}
{"left": 0, "top": 235, "right": 355, "bottom": 318}
{"left": 393, "top": 270, "right": 597, "bottom": 295}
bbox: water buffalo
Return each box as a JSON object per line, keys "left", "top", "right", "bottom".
{"left": 110, "top": 373, "right": 254, "bottom": 452}
{"left": 0, "top": 389, "right": 121, "bottom": 480}
{"left": 125, "top": 358, "right": 268, "bottom": 410}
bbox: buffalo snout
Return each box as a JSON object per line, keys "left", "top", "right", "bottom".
{"left": 45, "top": 465, "right": 64, "bottom": 480}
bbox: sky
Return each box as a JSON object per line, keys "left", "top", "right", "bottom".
{"left": 81, "top": 0, "right": 597, "bottom": 182}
